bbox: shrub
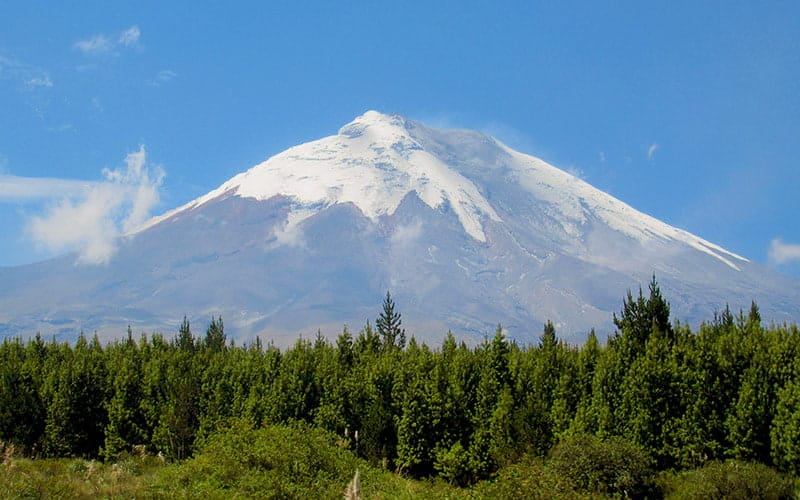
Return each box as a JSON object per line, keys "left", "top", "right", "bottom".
{"left": 547, "top": 434, "right": 655, "bottom": 498}
{"left": 659, "top": 460, "right": 793, "bottom": 500}
{"left": 471, "top": 456, "right": 590, "bottom": 499}
{"left": 161, "top": 420, "right": 365, "bottom": 498}
{"left": 434, "top": 442, "right": 472, "bottom": 486}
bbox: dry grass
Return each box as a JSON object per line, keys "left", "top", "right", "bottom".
{"left": 0, "top": 452, "right": 165, "bottom": 499}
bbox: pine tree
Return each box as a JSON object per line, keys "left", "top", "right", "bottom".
{"left": 568, "top": 329, "right": 601, "bottom": 435}
{"left": 612, "top": 275, "right": 672, "bottom": 363}
{"left": 355, "top": 320, "right": 381, "bottom": 356}
{"left": 203, "top": 316, "right": 226, "bottom": 353}
{"left": 469, "top": 326, "right": 511, "bottom": 477}
{"left": 0, "top": 338, "right": 45, "bottom": 453}
{"left": 177, "top": 316, "right": 195, "bottom": 352}
{"left": 396, "top": 374, "right": 435, "bottom": 475}
{"left": 103, "top": 336, "right": 147, "bottom": 460}
{"left": 618, "top": 326, "right": 684, "bottom": 468}
{"left": 376, "top": 291, "right": 405, "bottom": 351}
{"left": 41, "top": 335, "right": 108, "bottom": 458}
{"left": 725, "top": 318, "right": 774, "bottom": 464}
{"left": 336, "top": 326, "right": 355, "bottom": 368}
{"left": 771, "top": 361, "right": 800, "bottom": 474}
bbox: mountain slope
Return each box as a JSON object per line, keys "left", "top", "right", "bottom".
{"left": 1, "top": 111, "right": 797, "bottom": 344}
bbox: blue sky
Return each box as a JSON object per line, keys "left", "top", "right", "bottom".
{"left": 1, "top": 1, "right": 799, "bottom": 275}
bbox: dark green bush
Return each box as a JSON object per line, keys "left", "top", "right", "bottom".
{"left": 659, "top": 460, "right": 793, "bottom": 500}
{"left": 471, "top": 456, "right": 592, "bottom": 499}
{"left": 165, "top": 420, "right": 360, "bottom": 498}
{"left": 434, "top": 442, "right": 472, "bottom": 486}
{"left": 547, "top": 434, "right": 655, "bottom": 498}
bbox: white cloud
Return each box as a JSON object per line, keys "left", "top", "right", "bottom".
{"left": 74, "top": 25, "right": 141, "bottom": 56}
{"left": 599, "top": 151, "right": 606, "bottom": 163}
{"left": 0, "top": 175, "right": 96, "bottom": 200}
{"left": 147, "top": 69, "right": 178, "bottom": 87}
{"left": 26, "top": 146, "right": 165, "bottom": 265}
{"left": 769, "top": 238, "right": 800, "bottom": 265}
{"left": 391, "top": 220, "right": 424, "bottom": 247}
{"left": 74, "top": 35, "right": 113, "bottom": 55}
{"left": 26, "top": 76, "right": 53, "bottom": 88}
{"left": 0, "top": 55, "right": 53, "bottom": 90}
{"left": 647, "top": 143, "right": 659, "bottom": 160}
{"left": 118, "top": 25, "right": 141, "bottom": 47}
{"left": 268, "top": 209, "right": 312, "bottom": 250}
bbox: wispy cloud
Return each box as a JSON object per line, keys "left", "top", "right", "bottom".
{"left": 267, "top": 209, "right": 312, "bottom": 250}
{"left": 769, "top": 238, "right": 800, "bottom": 265}
{"left": 647, "top": 143, "right": 659, "bottom": 160}
{"left": 118, "top": 25, "right": 141, "bottom": 47}
{"left": 74, "top": 25, "right": 141, "bottom": 56}
{"left": 74, "top": 35, "right": 113, "bottom": 56}
{"left": 26, "top": 76, "right": 53, "bottom": 88}
{"left": 21, "top": 146, "right": 164, "bottom": 265}
{"left": 0, "top": 55, "right": 54, "bottom": 90}
{"left": 565, "top": 165, "right": 586, "bottom": 179}
{"left": 391, "top": 220, "right": 424, "bottom": 248}
{"left": 147, "top": 69, "right": 178, "bottom": 87}
{"left": 0, "top": 175, "right": 96, "bottom": 200}
{"left": 91, "top": 96, "right": 103, "bottom": 113}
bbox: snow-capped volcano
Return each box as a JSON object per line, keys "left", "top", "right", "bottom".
{"left": 143, "top": 111, "right": 501, "bottom": 241}
{"left": 145, "top": 110, "right": 745, "bottom": 268}
{"left": 1, "top": 111, "right": 797, "bottom": 344}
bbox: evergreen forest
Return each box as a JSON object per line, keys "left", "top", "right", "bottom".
{"left": 1, "top": 280, "right": 800, "bottom": 498}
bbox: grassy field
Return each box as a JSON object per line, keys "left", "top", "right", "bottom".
{"left": 2, "top": 424, "right": 796, "bottom": 499}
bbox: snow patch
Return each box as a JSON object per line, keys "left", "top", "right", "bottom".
{"left": 497, "top": 141, "right": 748, "bottom": 270}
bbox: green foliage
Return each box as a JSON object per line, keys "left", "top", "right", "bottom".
{"left": 376, "top": 291, "right": 406, "bottom": 351}
{"left": 102, "top": 336, "right": 147, "bottom": 460}
{"left": 771, "top": 353, "right": 800, "bottom": 474}
{"left": 434, "top": 441, "right": 471, "bottom": 485}
{"left": 0, "top": 279, "right": 798, "bottom": 490}
{"left": 203, "top": 316, "right": 226, "bottom": 353}
{"left": 468, "top": 326, "right": 512, "bottom": 478}
{"left": 0, "top": 338, "right": 45, "bottom": 453}
{"left": 0, "top": 429, "right": 797, "bottom": 499}
{"left": 547, "top": 434, "right": 655, "bottom": 498}
{"left": 469, "top": 456, "right": 592, "bottom": 499}
{"left": 619, "top": 327, "right": 686, "bottom": 469}
{"left": 0, "top": 451, "right": 166, "bottom": 499}
{"left": 41, "top": 334, "right": 108, "bottom": 458}
{"left": 613, "top": 275, "right": 673, "bottom": 363}
{"left": 659, "top": 460, "right": 794, "bottom": 500}
{"left": 164, "top": 420, "right": 360, "bottom": 498}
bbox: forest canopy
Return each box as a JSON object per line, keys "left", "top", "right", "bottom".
{"left": 1, "top": 278, "right": 799, "bottom": 492}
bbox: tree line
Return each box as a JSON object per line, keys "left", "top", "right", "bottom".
{"left": 1, "top": 283, "right": 799, "bottom": 484}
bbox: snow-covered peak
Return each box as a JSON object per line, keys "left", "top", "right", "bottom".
{"left": 338, "top": 110, "right": 411, "bottom": 139}
{"left": 145, "top": 110, "right": 500, "bottom": 241}
{"left": 140, "top": 110, "right": 747, "bottom": 271}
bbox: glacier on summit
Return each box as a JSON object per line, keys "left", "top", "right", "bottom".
{"left": 1, "top": 111, "right": 797, "bottom": 344}
{"left": 142, "top": 111, "right": 501, "bottom": 242}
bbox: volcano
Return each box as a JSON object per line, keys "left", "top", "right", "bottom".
{"left": 1, "top": 111, "right": 798, "bottom": 344}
